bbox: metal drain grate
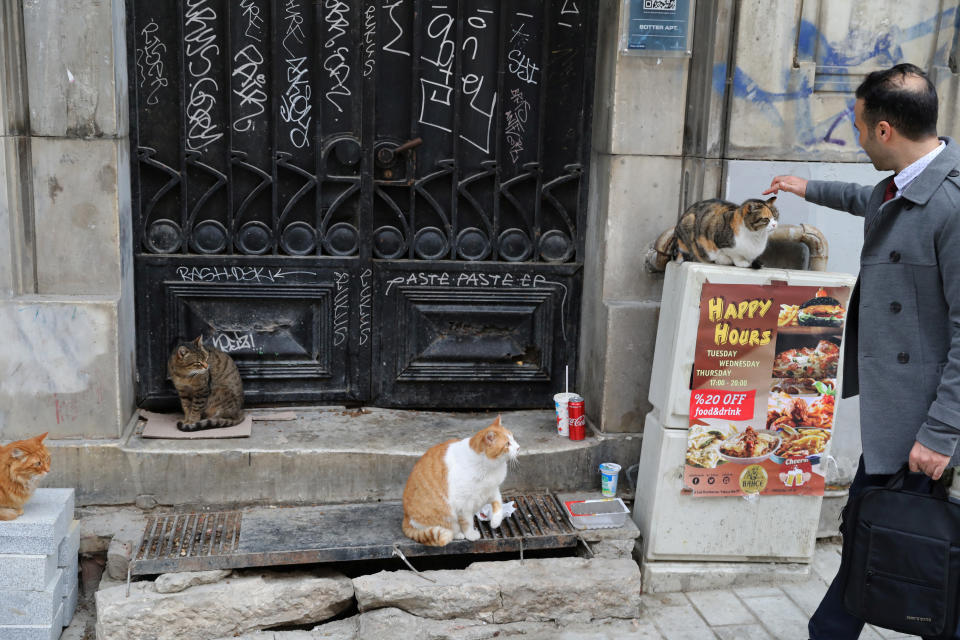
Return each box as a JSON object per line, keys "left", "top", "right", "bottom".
{"left": 135, "top": 511, "right": 242, "bottom": 564}
{"left": 131, "top": 493, "right": 577, "bottom": 575}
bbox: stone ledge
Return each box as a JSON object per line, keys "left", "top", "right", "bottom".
{"left": 48, "top": 408, "right": 643, "bottom": 506}
{"left": 640, "top": 558, "right": 812, "bottom": 594}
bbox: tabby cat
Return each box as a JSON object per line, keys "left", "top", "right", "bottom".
{"left": 168, "top": 336, "right": 245, "bottom": 432}
{"left": 0, "top": 433, "right": 51, "bottom": 521}
{"left": 671, "top": 197, "right": 779, "bottom": 268}
{"left": 402, "top": 416, "right": 519, "bottom": 546}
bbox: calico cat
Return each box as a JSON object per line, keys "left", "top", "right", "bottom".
{"left": 671, "top": 197, "right": 779, "bottom": 268}
{"left": 402, "top": 416, "right": 519, "bottom": 546}
{"left": 0, "top": 433, "right": 51, "bottom": 521}
{"left": 168, "top": 336, "right": 245, "bottom": 432}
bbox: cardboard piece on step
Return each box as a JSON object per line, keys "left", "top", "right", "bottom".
{"left": 139, "top": 410, "right": 253, "bottom": 439}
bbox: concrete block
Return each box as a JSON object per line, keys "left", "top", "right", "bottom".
{"left": 31, "top": 137, "right": 124, "bottom": 295}
{"left": 0, "top": 554, "right": 57, "bottom": 592}
{"left": 0, "top": 603, "right": 63, "bottom": 640}
{"left": 62, "top": 575, "right": 79, "bottom": 628}
{"left": 0, "top": 298, "right": 131, "bottom": 439}
{"left": 600, "top": 154, "right": 683, "bottom": 303}
{"left": 22, "top": 0, "right": 125, "bottom": 137}
{"left": 596, "top": 301, "right": 660, "bottom": 433}
{"left": 600, "top": 56, "right": 688, "bottom": 157}
{"left": 58, "top": 520, "right": 80, "bottom": 568}
{"left": 640, "top": 559, "right": 810, "bottom": 594}
{"left": 0, "top": 569, "right": 63, "bottom": 625}
{"left": 0, "top": 489, "right": 74, "bottom": 555}
{"left": 0, "top": 137, "right": 14, "bottom": 297}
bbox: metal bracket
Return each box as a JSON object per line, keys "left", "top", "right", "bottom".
{"left": 392, "top": 544, "right": 437, "bottom": 583}
{"left": 126, "top": 565, "right": 131, "bottom": 598}
{"left": 519, "top": 536, "right": 524, "bottom": 565}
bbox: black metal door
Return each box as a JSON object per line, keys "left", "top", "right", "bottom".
{"left": 128, "top": 0, "right": 596, "bottom": 409}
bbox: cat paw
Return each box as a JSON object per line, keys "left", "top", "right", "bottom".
{"left": 465, "top": 528, "right": 481, "bottom": 541}
{"left": 490, "top": 513, "right": 504, "bottom": 529}
{"left": 750, "top": 258, "right": 764, "bottom": 269}
{"left": 453, "top": 531, "right": 466, "bottom": 540}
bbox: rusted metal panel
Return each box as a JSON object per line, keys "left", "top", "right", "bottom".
{"left": 131, "top": 493, "right": 576, "bottom": 575}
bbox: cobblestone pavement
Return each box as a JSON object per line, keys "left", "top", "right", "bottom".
{"left": 638, "top": 542, "right": 919, "bottom": 640}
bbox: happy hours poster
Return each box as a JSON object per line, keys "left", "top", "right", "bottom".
{"left": 684, "top": 281, "right": 852, "bottom": 497}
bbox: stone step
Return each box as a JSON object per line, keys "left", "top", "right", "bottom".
{"left": 46, "top": 408, "right": 642, "bottom": 507}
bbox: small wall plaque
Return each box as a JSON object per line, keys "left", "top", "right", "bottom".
{"left": 621, "top": 0, "right": 694, "bottom": 57}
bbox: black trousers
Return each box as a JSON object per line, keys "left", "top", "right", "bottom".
{"left": 808, "top": 456, "right": 958, "bottom": 640}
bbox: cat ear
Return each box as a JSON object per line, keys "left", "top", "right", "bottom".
{"left": 9, "top": 447, "right": 24, "bottom": 459}
{"left": 493, "top": 414, "right": 502, "bottom": 427}
{"left": 765, "top": 196, "right": 777, "bottom": 205}
{"left": 194, "top": 336, "right": 204, "bottom": 348}
{"left": 36, "top": 432, "right": 48, "bottom": 442}
{"left": 177, "top": 346, "right": 189, "bottom": 358}
{"left": 485, "top": 430, "right": 498, "bottom": 444}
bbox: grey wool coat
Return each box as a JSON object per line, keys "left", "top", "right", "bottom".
{"left": 805, "top": 137, "right": 960, "bottom": 474}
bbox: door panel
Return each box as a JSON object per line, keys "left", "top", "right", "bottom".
{"left": 127, "top": 0, "right": 596, "bottom": 409}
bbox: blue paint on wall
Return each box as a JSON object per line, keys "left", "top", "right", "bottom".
{"left": 715, "top": 8, "right": 956, "bottom": 150}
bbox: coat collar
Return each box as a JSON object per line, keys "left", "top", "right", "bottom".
{"left": 900, "top": 136, "right": 960, "bottom": 205}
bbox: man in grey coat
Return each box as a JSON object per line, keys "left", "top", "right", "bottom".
{"left": 765, "top": 63, "right": 960, "bottom": 640}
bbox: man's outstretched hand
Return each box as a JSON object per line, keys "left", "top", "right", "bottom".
{"left": 763, "top": 175, "right": 808, "bottom": 198}
{"left": 909, "top": 440, "right": 952, "bottom": 480}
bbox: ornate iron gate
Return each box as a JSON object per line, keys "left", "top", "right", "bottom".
{"left": 128, "top": 0, "right": 597, "bottom": 409}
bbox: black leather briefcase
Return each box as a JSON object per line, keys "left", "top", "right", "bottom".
{"left": 839, "top": 466, "right": 960, "bottom": 639}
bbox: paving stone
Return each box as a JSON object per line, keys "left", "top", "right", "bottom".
{"left": 731, "top": 585, "right": 784, "bottom": 599}
{"left": 780, "top": 576, "right": 830, "bottom": 618}
{"left": 0, "top": 569, "right": 63, "bottom": 625}
{"left": 0, "top": 490, "right": 74, "bottom": 555}
{"left": 57, "top": 520, "right": 80, "bottom": 568}
{"left": 641, "top": 592, "right": 690, "bottom": 609}
{"left": 687, "top": 590, "right": 756, "bottom": 626}
{"left": 712, "top": 624, "right": 774, "bottom": 640}
{"left": 649, "top": 604, "right": 717, "bottom": 640}
{"left": 95, "top": 568, "right": 354, "bottom": 640}
{"left": 0, "top": 553, "right": 58, "bottom": 592}
{"left": 739, "top": 595, "right": 809, "bottom": 640}
{"left": 809, "top": 542, "right": 842, "bottom": 584}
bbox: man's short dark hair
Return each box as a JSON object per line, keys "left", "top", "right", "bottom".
{"left": 855, "top": 63, "right": 938, "bottom": 141}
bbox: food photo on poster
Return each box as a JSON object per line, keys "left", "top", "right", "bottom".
{"left": 684, "top": 282, "right": 852, "bottom": 497}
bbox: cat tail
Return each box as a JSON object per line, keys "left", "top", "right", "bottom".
{"left": 177, "top": 417, "right": 242, "bottom": 432}
{"left": 402, "top": 517, "right": 453, "bottom": 547}
{"left": 647, "top": 227, "right": 678, "bottom": 272}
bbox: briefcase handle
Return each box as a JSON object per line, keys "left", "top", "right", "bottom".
{"left": 886, "top": 463, "right": 950, "bottom": 500}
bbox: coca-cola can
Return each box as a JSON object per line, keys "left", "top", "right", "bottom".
{"left": 568, "top": 395, "right": 585, "bottom": 440}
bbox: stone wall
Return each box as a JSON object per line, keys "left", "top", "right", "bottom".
{"left": 0, "top": 0, "right": 135, "bottom": 440}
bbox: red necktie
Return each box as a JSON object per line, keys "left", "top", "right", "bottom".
{"left": 883, "top": 179, "right": 897, "bottom": 202}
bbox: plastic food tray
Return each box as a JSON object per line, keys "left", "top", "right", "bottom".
{"left": 563, "top": 497, "right": 631, "bottom": 529}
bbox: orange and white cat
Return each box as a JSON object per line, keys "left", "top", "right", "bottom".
{"left": 0, "top": 433, "right": 51, "bottom": 521}
{"left": 402, "top": 416, "right": 519, "bottom": 546}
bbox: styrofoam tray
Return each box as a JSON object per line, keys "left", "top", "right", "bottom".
{"left": 563, "top": 497, "right": 631, "bottom": 529}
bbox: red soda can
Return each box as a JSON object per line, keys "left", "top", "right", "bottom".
{"left": 568, "top": 395, "right": 585, "bottom": 440}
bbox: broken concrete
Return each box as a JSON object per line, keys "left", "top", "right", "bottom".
{"left": 354, "top": 557, "right": 642, "bottom": 624}
{"left": 95, "top": 569, "right": 353, "bottom": 640}
{"left": 222, "top": 607, "right": 660, "bottom": 640}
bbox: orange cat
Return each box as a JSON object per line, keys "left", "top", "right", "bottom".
{"left": 402, "top": 416, "right": 519, "bottom": 546}
{"left": 0, "top": 433, "right": 51, "bottom": 521}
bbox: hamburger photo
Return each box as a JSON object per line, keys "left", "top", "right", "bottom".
{"left": 797, "top": 288, "right": 845, "bottom": 327}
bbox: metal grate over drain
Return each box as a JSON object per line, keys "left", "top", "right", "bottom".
{"left": 131, "top": 493, "right": 577, "bottom": 575}
{"left": 135, "top": 511, "right": 243, "bottom": 564}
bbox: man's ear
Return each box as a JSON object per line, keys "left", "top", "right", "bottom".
{"left": 877, "top": 120, "right": 892, "bottom": 141}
